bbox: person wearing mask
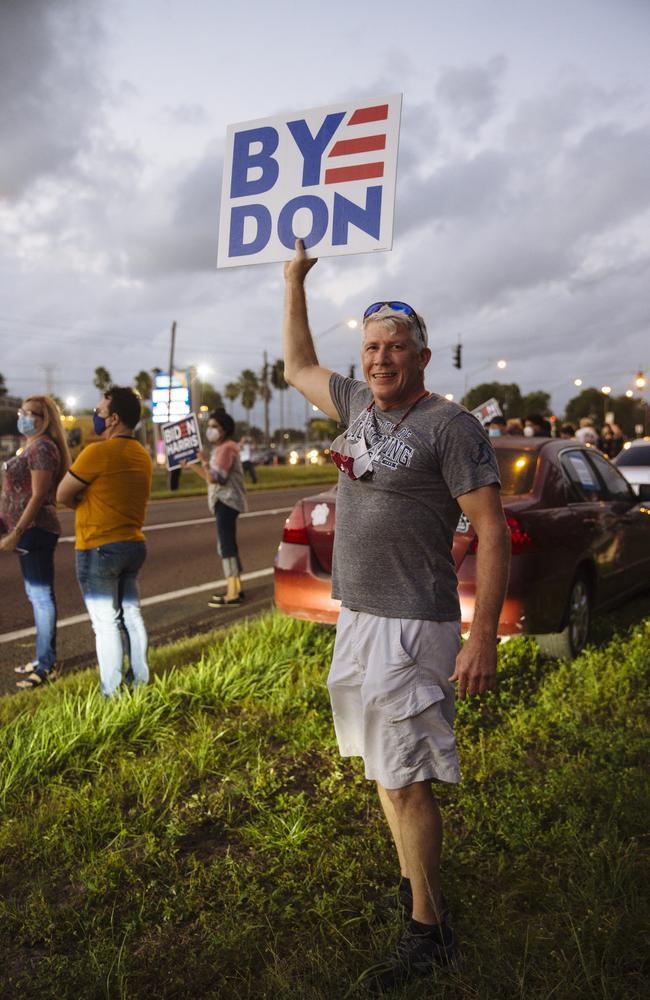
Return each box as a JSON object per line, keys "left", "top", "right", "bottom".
{"left": 486, "top": 416, "right": 506, "bottom": 438}
{"left": 523, "top": 415, "right": 551, "bottom": 438}
{"left": 57, "top": 386, "right": 152, "bottom": 697}
{"left": 187, "top": 409, "right": 247, "bottom": 606}
{"left": 0, "top": 396, "right": 70, "bottom": 689}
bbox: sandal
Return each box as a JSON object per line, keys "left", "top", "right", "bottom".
{"left": 16, "top": 670, "right": 50, "bottom": 690}
{"left": 14, "top": 660, "right": 39, "bottom": 674}
{"left": 208, "top": 595, "right": 242, "bottom": 607}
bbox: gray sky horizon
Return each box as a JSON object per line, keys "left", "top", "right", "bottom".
{"left": 1, "top": 0, "right": 649, "bottom": 429}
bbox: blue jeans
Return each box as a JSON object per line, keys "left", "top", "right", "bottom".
{"left": 18, "top": 527, "right": 58, "bottom": 674}
{"left": 76, "top": 541, "right": 149, "bottom": 697}
{"left": 215, "top": 501, "right": 241, "bottom": 566}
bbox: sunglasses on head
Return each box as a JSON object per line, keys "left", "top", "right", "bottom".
{"left": 363, "top": 301, "right": 426, "bottom": 346}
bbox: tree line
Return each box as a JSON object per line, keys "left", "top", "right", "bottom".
{"left": 0, "top": 369, "right": 646, "bottom": 442}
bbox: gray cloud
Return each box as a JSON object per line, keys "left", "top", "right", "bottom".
{"left": 163, "top": 103, "right": 210, "bottom": 127}
{"left": 435, "top": 56, "right": 507, "bottom": 134}
{"left": 0, "top": 0, "right": 105, "bottom": 200}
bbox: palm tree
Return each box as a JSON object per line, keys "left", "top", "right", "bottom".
{"left": 271, "top": 359, "right": 288, "bottom": 434}
{"left": 259, "top": 353, "right": 273, "bottom": 444}
{"left": 134, "top": 370, "right": 153, "bottom": 402}
{"left": 93, "top": 366, "right": 112, "bottom": 392}
{"left": 224, "top": 381, "right": 240, "bottom": 419}
{"left": 238, "top": 369, "right": 259, "bottom": 432}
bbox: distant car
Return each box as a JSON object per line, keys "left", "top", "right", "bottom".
{"left": 287, "top": 445, "right": 329, "bottom": 466}
{"left": 614, "top": 438, "right": 650, "bottom": 499}
{"left": 274, "top": 437, "right": 650, "bottom": 659}
{"left": 251, "top": 447, "right": 286, "bottom": 465}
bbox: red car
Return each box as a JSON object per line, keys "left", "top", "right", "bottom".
{"left": 274, "top": 437, "right": 650, "bottom": 658}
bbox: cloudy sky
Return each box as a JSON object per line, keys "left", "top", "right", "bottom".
{"left": 1, "top": 0, "right": 649, "bottom": 429}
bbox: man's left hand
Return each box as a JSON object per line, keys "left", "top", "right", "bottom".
{"left": 449, "top": 636, "right": 498, "bottom": 699}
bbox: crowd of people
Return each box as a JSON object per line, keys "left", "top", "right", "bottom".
{"left": 486, "top": 413, "right": 627, "bottom": 455}
{"left": 0, "top": 389, "right": 245, "bottom": 695}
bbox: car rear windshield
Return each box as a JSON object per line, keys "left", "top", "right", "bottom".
{"left": 496, "top": 451, "right": 537, "bottom": 495}
{"left": 616, "top": 446, "right": 650, "bottom": 467}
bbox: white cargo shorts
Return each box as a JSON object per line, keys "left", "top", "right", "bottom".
{"left": 327, "top": 607, "right": 461, "bottom": 789}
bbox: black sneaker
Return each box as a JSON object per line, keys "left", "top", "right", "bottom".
{"left": 362, "top": 914, "right": 456, "bottom": 994}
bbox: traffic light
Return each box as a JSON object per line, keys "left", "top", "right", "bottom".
{"left": 453, "top": 344, "right": 462, "bottom": 369}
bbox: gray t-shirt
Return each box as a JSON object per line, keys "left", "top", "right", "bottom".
{"left": 329, "top": 374, "right": 501, "bottom": 621}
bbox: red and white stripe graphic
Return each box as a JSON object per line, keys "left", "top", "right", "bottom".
{"left": 324, "top": 103, "right": 389, "bottom": 184}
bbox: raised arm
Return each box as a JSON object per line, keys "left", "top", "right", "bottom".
{"left": 283, "top": 239, "right": 340, "bottom": 421}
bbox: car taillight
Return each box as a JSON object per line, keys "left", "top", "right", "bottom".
{"left": 282, "top": 504, "right": 310, "bottom": 545}
{"left": 507, "top": 516, "right": 533, "bottom": 553}
{"left": 468, "top": 515, "right": 533, "bottom": 555}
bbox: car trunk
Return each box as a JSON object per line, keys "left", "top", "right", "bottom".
{"left": 452, "top": 495, "right": 539, "bottom": 569}
{"left": 301, "top": 493, "right": 336, "bottom": 574}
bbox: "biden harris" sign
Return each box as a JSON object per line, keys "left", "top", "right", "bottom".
{"left": 217, "top": 94, "right": 402, "bottom": 268}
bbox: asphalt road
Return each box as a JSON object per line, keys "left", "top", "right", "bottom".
{"left": 0, "top": 485, "right": 328, "bottom": 697}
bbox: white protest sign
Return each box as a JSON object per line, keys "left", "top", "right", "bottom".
{"left": 217, "top": 94, "right": 402, "bottom": 268}
{"left": 161, "top": 413, "right": 201, "bottom": 470}
{"left": 471, "top": 398, "right": 503, "bottom": 426}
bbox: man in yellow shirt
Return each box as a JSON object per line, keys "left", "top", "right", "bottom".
{"left": 57, "top": 386, "right": 152, "bottom": 696}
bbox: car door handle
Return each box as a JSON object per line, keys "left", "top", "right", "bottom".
{"left": 582, "top": 517, "right": 598, "bottom": 525}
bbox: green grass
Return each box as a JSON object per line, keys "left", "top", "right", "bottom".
{"left": 1, "top": 612, "right": 648, "bottom": 999}
{"left": 151, "top": 463, "right": 337, "bottom": 499}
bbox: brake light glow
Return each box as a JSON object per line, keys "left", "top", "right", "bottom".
{"left": 467, "top": 515, "right": 533, "bottom": 555}
{"left": 282, "top": 505, "right": 310, "bottom": 545}
{"left": 506, "top": 515, "right": 533, "bottom": 554}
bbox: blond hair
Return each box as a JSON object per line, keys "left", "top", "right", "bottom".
{"left": 24, "top": 396, "right": 71, "bottom": 483}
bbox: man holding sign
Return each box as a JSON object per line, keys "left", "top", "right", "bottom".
{"left": 282, "top": 241, "right": 510, "bottom": 989}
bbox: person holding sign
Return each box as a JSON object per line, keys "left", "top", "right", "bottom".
{"left": 185, "top": 409, "right": 247, "bottom": 606}
{"left": 282, "top": 240, "right": 510, "bottom": 990}
{"left": 57, "top": 386, "right": 152, "bottom": 697}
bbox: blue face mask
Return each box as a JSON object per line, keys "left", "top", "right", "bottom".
{"left": 488, "top": 428, "right": 502, "bottom": 438}
{"left": 93, "top": 412, "right": 107, "bottom": 435}
{"left": 17, "top": 414, "right": 37, "bottom": 436}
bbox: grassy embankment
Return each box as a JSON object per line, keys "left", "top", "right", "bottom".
{"left": 1, "top": 611, "right": 648, "bottom": 999}
{"left": 151, "top": 463, "right": 337, "bottom": 500}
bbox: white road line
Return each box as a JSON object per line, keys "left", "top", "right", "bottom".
{"left": 0, "top": 567, "right": 275, "bottom": 644}
{"left": 58, "top": 507, "right": 292, "bottom": 543}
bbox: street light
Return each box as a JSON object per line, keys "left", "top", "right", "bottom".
{"left": 463, "top": 358, "right": 509, "bottom": 393}
{"left": 635, "top": 371, "right": 646, "bottom": 389}
{"left": 625, "top": 390, "right": 634, "bottom": 399}
{"left": 601, "top": 386, "right": 612, "bottom": 422}
{"left": 574, "top": 378, "right": 583, "bottom": 387}
{"left": 195, "top": 364, "right": 211, "bottom": 408}
{"left": 445, "top": 393, "right": 454, "bottom": 401}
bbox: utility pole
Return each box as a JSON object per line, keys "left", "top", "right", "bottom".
{"left": 167, "top": 320, "right": 177, "bottom": 421}
{"left": 167, "top": 320, "right": 179, "bottom": 490}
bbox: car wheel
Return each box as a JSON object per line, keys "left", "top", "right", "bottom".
{"left": 536, "top": 574, "right": 591, "bottom": 661}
